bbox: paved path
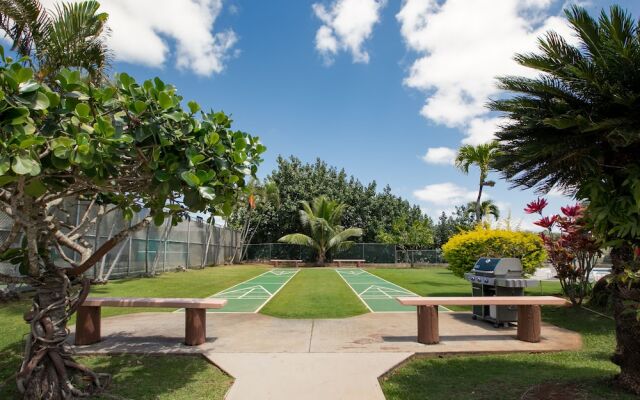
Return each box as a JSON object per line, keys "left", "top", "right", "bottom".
{"left": 71, "top": 312, "right": 582, "bottom": 399}
{"left": 336, "top": 268, "right": 448, "bottom": 312}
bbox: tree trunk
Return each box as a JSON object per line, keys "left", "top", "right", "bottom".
{"left": 609, "top": 244, "right": 640, "bottom": 395}
{"left": 475, "top": 175, "right": 484, "bottom": 222}
{"left": 18, "top": 273, "right": 107, "bottom": 399}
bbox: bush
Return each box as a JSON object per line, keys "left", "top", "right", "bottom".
{"left": 442, "top": 227, "right": 546, "bottom": 277}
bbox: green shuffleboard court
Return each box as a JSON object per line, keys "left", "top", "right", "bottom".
{"left": 336, "top": 268, "right": 449, "bottom": 312}
{"left": 179, "top": 269, "right": 299, "bottom": 313}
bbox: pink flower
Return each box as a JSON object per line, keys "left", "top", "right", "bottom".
{"left": 561, "top": 204, "right": 583, "bottom": 218}
{"left": 534, "top": 215, "right": 558, "bottom": 229}
{"left": 525, "top": 198, "right": 548, "bottom": 214}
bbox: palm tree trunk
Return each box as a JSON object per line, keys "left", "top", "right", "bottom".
{"left": 475, "top": 174, "right": 485, "bottom": 221}
{"left": 609, "top": 244, "right": 640, "bottom": 394}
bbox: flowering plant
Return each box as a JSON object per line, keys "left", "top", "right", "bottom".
{"left": 525, "top": 198, "right": 601, "bottom": 305}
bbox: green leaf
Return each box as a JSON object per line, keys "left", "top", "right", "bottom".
{"left": 205, "top": 132, "right": 219, "bottom": 146}
{"left": 180, "top": 171, "right": 200, "bottom": 187}
{"left": 153, "top": 213, "right": 165, "bottom": 226}
{"left": 158, "top": 92, "right": 173, "bottom": 110}
{"left": 199, "top": 186, "right": 216, "bottom": 200}
{"left": 134, "top": 100, "right": 147, "bottom": 114}
{"left": 18, "top": 81, "right": 40, "bottom": 94}
{"left": 188, "top": 101, "right": 201, "bottom": 114}
{"left": 16, "top": 68, "right": 33, "bottom": 83}
{"left": 154, "top": 170, "right": 170, "bottom": 182}
{"left": 12, "top": 153, "right": 40, "bottom": 176}
{"left": 0, "top": 156, "right": 10, "bottom": 175}
{"left": 75, "top": 103, "right": 91, "bottom": 117}
{"left": 24, "top": 179, "right": 47, "bottom": 197}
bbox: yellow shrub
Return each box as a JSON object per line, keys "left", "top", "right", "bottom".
{"left": 442, "top": 226, "right": 546, "bottom": 277}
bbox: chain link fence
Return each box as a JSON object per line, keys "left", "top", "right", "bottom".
{"left": 0, "top": 202, "right": 241, "bottom": 282}
{"left": 244, "top": 243, "right": 444, "bottom": 265}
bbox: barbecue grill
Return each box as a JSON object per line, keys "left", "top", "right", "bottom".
{"left": 464, "top": 257, "right": 539, "bottom": 327}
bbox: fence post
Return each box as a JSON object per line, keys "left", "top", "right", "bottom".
{"left": 163, "top": 219, "right": 168, "bottom": 272}
{"left": 185, "top": 217, "right": 191, "bottom": 269}
{"left": 126, "top": 219, "right": 133, "bottom": 275}
{"left": 269, "top": 243, "right": 272, "bottom": 260}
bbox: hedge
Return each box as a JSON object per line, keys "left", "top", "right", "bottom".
{"left": 442, "top": 227, "right": 546, "bottom": 277}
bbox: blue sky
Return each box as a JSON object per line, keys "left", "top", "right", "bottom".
{"left": 43, "top": 0, "right": 640, "bottom": 229}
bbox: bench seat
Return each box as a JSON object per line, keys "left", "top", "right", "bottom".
{"left": 75, "top": 297, "right": 227, "bottom": 346}
{"left": 270, "top": 259, "right": 302, "bottom": 267}
{"left": 396, "top": 296, "right": 568, "bottom": 344}
{"left": 334, "top": 259, "right": 366, "bottom": 267}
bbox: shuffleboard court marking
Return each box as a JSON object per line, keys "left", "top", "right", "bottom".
{"left": 175, "top": 269, "right": 299, "bottom": 313}
{"left": 336, "top": 268, "right": 450, "bottom": 313}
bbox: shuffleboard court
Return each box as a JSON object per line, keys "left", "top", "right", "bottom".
{"left": 336, "top": 268, "right": 449, "bottom": 312}
{"left": 177, "top": 269, "right": 299, "bottom": 313}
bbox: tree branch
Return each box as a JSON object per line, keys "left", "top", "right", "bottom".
{"left": 67, "top": 217, "right": 151, "bottom": 277}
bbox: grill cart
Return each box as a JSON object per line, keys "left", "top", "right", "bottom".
{"left": 464, "top": 257, "right": 539, "bottom": 327}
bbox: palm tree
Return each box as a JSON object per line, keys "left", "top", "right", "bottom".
{"left": 455, "top": 142, "right": 499, "bottom": 221}
{"left": 279, "top": 196, "right": 362, "bottom": 265}
{"left": 465, "top": 200, "right": 500, "bottom": 221}
{"left": 0, "top": 0, "right": 110, "bottom": 82}
{"left": 490, "top": 5, "right": 640, "bottom": 394}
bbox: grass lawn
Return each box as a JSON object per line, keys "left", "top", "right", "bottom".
{"left": 371, "top": 267, "right": 563, "bottom": 311}
{"left": 0, "top": 265, "right": 267, "bottom": 399}
{"left": 372, "top": 268, "right": 632, "bottom": 399}
{"left": 260, "top": 268, "right": 369, "bottom": 318}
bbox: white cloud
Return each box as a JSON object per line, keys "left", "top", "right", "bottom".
{"left": 422, "top": 147, "right": 456, "bottom": 165}
{"left": 413, "top": 182, "right": 479, "bottom": 206}
{"left": 41, "top": 0, "right": 237, "bottom": 76}
{"left": 397, "top": 0, "right": 575, "bottom": 144}
{"left": 312, "top": 0, "right": 386, "bottom": 64}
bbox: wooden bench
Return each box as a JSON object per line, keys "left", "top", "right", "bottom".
{"left": 396, "top": 296, "right": 569, "bottom": 344}
{"left": 270, "top": 259, "right": 302, "bottom": 267}
{"left": 75, "top": 297, "right": 227, "bottom": 346}
{"left": 334, "top": 259, "right": 366, "bottom": 267}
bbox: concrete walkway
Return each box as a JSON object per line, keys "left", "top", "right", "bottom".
{"left": 71, "top": 312, "right": 582, "bottom": 399}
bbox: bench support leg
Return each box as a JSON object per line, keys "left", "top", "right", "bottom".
{"left": 517, "top": 305, "right": 541, "bottom": 343}
{"left": 75, "top": 306, "right": 101, "bottom": 345}
{"left": 417, "top": 305, "right": 439, "bottom": 344}
{"left": 185, "top": 308, "right": 206, "bottom": 346}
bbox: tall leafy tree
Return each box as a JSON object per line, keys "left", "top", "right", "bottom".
{"left": 0, "top": 0, "right": 110, "bottom": 83}
{"left": 455, "top": 142, "right": 499, "bottom": 221}
{"left": 377, "top": 216, "right": 434, "bottom": 250}
{"left": 279, "top": 196, "right": 362, "bottom": 264}
{"left": 0, "top": 55, "right": 264, "bottom": 397}
{"left": 491, "top": 5, "right": 640, "bottom": 393}
{"left": 241, "top": 156, "right": 424, "bottom": 243}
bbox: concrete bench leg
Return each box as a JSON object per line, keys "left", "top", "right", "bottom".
{"left": 417, "top": 305, "right": 439, "bottom": 344}
{"left": 517, "top": 305, "right": 541, "bottom": 342}
{"left": 185, "top": 308, "right": 206, "bottom": 346}
{"left": 75, "top": 305, "right": 101, "bottom": 345}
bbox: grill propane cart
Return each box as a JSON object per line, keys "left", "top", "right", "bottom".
{"left": 464, "top": 258, "right": 539, "bottom": 327}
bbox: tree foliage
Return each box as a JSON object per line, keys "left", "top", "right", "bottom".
{"left": 455, "top": 142, "right": 499, "bottom": 221}
{"left": 235, "top": 156, "right": 425, "bottom": 243}
{"left": 490, "top": 5, "right": 640, "bottom": 393}
{"left": 377, "top": 216, "right": 434, "bottom": 250}
{"left": 0, "top": 51, "right": 264, "bottom": 397}
{"left": 278, "top": 196, "right": 362, "bottom": 264}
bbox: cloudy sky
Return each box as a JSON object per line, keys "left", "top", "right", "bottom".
{"left": 39, "top": 0, "right": 640, "bottom": 230}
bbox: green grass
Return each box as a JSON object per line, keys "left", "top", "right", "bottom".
{"left": 373, "top": 268, "right": 632, "bottom": 399}
{"left": 0, "top": 265, "right": 267, "bottom": 398}
{"left": 260, "top": 268, "right": 369, "bottom": 318}
{"left": 371, "top": 267, "right": 563, "bottom": 311}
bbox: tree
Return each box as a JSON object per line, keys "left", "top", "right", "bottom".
{"left": 278, "top": 196, "right": 362, "bottom": 265}
{"left": 241, "top": 156, "right": 423, "bottom": 243}
{"left": 0, "top": 0, "right": 110, "bottom": 83}
{"left": 491, "top": 5, "right": 640, "bottom": 393}
{"left": 433, "top": 205, "right": 478, "bottom": 248}
{"left": 0, "top": 55, "right": 265, "bottom": 397}
{"left": 465, "top": 199, "right": 500, "bottom": 221}
{"left": 230, "top": 178, "right": 280, "bottom": 263}
{"left": 455, "top": 142, "right": 499, "bottom": 221}
{"left": 525, "top": 199, "right": 601, "bottom": 306}
{"left": 377, "top": 216, "right": 434, "bottom": 250}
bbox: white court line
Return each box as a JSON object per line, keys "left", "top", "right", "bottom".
{"left": 335, "top": 269, "right": 374, "bottom": 313}
{"left": 336, "top": 268, "right": 452, "bottom": 312}
{"left": 254, "top": 269, "right": 300, "bottom": 313}
{"left": 173, "top": 268, "right": 293, "bottom": 313}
